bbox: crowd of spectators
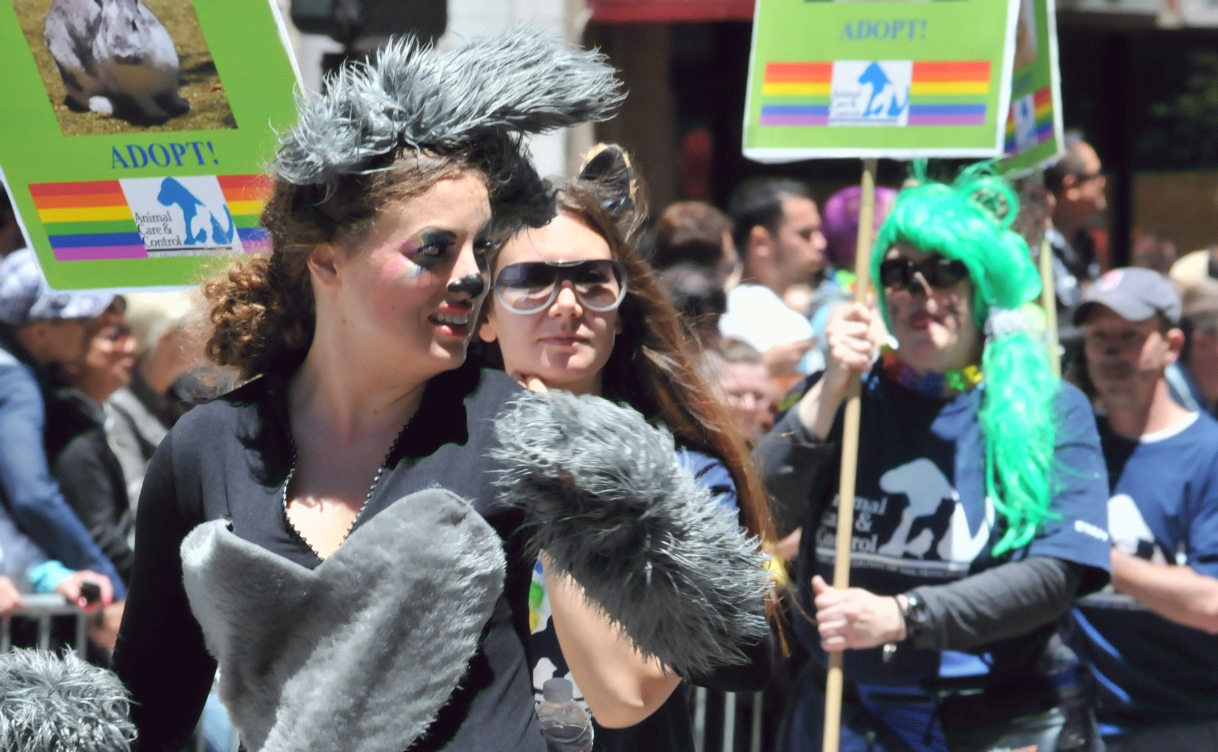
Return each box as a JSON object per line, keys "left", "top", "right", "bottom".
{"left": 640, "top": 165, "right": 1218, "bottom": 750}
{"left": 4, "top": 151, "right": 1218, "bottom": 751}
{"left": 0, "top": 244, "right": 209, "bottom": 658}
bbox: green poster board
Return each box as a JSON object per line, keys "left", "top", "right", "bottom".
{"left": 0, "top": 0, "right": 300, "bottom": 291}
{"left": 742, "top": 0, "right": 1021, "bottom": 163}
{"left": 998, "top": 0, "right": 1064, "bottom": 174}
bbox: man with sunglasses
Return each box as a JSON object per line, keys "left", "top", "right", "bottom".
{"left": 1067, "top": 268, "right": 1218, "bottom": 751}
{"left": 1045, "top": 133, "right": 1106, "bottom": 318}
{"left": 0, "top": 249, "right": 125, "bottom": 613}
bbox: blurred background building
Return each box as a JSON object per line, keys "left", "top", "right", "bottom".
{"left": 278, "top": 0, "right": 1218, "bottom": 270}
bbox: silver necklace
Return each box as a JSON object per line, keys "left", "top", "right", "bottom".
{"left": 281, "top": 425, "right": 407, "bottom": 559}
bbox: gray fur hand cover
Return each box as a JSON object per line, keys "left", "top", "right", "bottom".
{"left": 490, "top": 391, "right": 772, "bottom": 677}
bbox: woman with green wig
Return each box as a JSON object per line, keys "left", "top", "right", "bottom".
{"left": 758, "top": 168, "right": 1111, "bottom": 752}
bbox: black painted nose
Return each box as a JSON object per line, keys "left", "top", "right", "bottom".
{"left": 447, "top": 273, "right": 486, "bottom": 298}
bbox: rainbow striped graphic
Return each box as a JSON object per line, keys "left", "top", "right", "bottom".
{"left": 30, "top": 175, "right": 272, "bottom": 261}
{"left": 760, "top": 62, "right": 831, "bottom": 125}
{"left": 32, "top": 181, "right": 143, "bottom": 262}
{"left": 1004, "top": 86, "right": 1053, "bottom": 154}
{"left": 218, "top": 175, "right": 272, "bottom": 253}
{"left": 759, "top": 60, "right": 992, "bottom": 127}
{"left": 908, "top": 61, "right": 991, "bottom": 126}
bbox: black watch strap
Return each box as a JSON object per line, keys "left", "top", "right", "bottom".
{"left": 901, "top": 591, "right": 932, "bottom": 643}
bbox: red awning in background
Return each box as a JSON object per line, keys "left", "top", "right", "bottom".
{"left": 589, "top": 0, "right": 755, "bottom": 23}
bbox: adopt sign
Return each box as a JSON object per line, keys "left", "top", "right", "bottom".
{"left": 743, "top": 0, "right": 1021, "bottom": 162}
{"left": 999, "top": 0, "right": 1064, "bottom": 173}
{"left": 0, "top": 0, "right": 300, "bottom": 290}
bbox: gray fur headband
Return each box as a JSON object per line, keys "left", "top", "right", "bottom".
{"left": 490, "top": 391, "right": 772, "bottom": 678}
{"left": 273, "top": 28, "right": 623, "bottom": 216}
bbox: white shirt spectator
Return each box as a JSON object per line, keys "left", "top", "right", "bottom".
{"left": 719, "top": 284, "right": 817, "bottom": 373}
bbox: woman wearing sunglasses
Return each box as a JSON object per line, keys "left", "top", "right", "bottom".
{"left": 759, "top": 168, "right": 1111, "bottom": 752}
{"left": 476, "top": 146, "right": 774, "bottom": 752}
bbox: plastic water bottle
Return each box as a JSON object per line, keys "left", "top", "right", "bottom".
{"left": 537, "top": 678, "right": 593, "bottom": 752}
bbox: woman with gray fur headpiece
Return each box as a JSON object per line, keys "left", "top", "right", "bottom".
{"left": 111, "top": 28, "right": 770, "bottom": 752}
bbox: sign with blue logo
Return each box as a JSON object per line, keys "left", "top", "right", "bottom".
{"left": 744, "top": 0, "right": 1021, "bottom": 161}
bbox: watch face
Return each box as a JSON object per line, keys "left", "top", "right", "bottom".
{"left": 907, "top": 594, "right": 931, "bottom": 626}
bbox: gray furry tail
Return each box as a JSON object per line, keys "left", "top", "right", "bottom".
{"left": 490, "top": 391, "right": 772, "bottom": 678}
{"left": 0, "top": 648, "right": 137, "bottom": 752}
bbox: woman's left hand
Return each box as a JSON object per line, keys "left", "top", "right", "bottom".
{"left": 811, "top": 575, "right": 906, "bottom": 651}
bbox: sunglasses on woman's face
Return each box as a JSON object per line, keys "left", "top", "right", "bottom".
{"left": 879, "top": 255, "right": 970, "bottom": 292}
{"left": 493, "top": 259, "right": 628, "bottom": 315}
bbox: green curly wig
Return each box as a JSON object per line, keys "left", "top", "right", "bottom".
{"left": 872, "top": 163, "right": 1058, "bottom": 556}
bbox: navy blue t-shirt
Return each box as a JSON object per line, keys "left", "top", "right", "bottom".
{"left": 1068, "top": 411, "right": 1218, "bottom": 736}
{"left": 795, "top": 370, "right": 1111, "bottom": 688}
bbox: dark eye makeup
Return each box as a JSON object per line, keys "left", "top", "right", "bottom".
{"left": 472, "top": 227, "right": 496, "bottom": 272}
{"left": 404, "top": 229, "right": 457, "bottom": 270}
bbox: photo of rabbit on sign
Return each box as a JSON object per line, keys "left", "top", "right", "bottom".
{"left": 44, "top": 0, "right": 189, "bottom": 123}
{"left": 13, "top": 0, "right": 235, "bottom": 135}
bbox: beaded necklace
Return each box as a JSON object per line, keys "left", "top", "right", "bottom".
{"left": 281, "top": 423, "right": 409, "bottom": 560}
{"left": 880, "top": 349, "right": 982, "bottom": 398}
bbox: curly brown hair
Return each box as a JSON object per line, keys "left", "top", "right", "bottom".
{"left": 204, "top": 151, "right": 486, "bottom": 380}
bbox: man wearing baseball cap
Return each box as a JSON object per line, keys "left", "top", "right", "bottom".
{"left": 0, "top": 249, "right": 126, "bottom": 606}
{"left": 1067, "top": 267, "right": 1218, "bottom": 750}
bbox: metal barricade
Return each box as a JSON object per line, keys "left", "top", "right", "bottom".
{"left": 692, "top": 688, "right": 767, "bottom": 752}
{"left": 0, "top": 593, "right": 87, "bottom": 657}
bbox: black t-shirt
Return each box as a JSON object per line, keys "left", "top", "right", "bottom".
{"left": 112, "top": 359, "right": 545, "bottom": 752}
{"left": 44, "top": 388, "right": 134, "bottom": 585}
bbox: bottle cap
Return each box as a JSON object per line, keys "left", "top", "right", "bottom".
{"left": 542, "top": 678, "right": 574, "bottom": 702}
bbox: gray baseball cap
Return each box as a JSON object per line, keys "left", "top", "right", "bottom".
{"left": 1073, "top": 267, "right": 1182, "bottom": 327}
{"left": 0, "top": 249, "right": 114, "bottom": 325}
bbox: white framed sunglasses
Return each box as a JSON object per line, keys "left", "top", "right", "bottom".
{"left": 493, "top": 259, "right": 628, "bottom": 315}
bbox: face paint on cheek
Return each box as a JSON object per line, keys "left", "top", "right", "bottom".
{"left": 395, "top": 239, "right": 430, "bottom": 279}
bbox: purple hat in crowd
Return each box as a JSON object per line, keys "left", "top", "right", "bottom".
{"left": 822, "top": 185, "right": 898, "bottom": 269}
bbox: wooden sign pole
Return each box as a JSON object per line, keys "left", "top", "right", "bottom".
{"left": 821, "top": 157, "right": 878, "bottom": 752}
{"left": 1039, "top": 238, "right": 1061, "bottom": 377}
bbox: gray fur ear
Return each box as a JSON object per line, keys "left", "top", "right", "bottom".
{"left": 489, "top": 391, "right": 772, "bottom": 678}
{"left": 272, "top": 28, "right": 623, "bottom": 195}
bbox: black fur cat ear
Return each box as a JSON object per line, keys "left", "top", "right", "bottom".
{"left": 578, "top": 144, "right": 638, "bottom": 222}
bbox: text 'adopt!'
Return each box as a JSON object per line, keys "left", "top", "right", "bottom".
{"left": 112, "top": 142, "right": 220, "bottom": 169}
{"left": 839, "top": 20, "right": 929, "bottom": 41}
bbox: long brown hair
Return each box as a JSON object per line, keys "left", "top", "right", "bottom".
{"left": 484, "top": 181, "right": 775, "bottom": 546}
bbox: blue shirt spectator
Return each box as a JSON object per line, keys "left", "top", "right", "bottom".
{"left": 0, "top": 250, "right": 125, "bottom": 598}
{"left": 1071, "top": 413, "right": 1218, "bottom": 737}
{"left": 1068, "top": 267, "right": 1218, "bottom": 750}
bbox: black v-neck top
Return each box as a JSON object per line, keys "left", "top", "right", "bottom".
{"left": 112, "top": 359, "right": 544, "bottom": 752}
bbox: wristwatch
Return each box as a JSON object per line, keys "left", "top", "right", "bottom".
{"left": 900, "top": 591, "right": 932, "bottom": 644}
